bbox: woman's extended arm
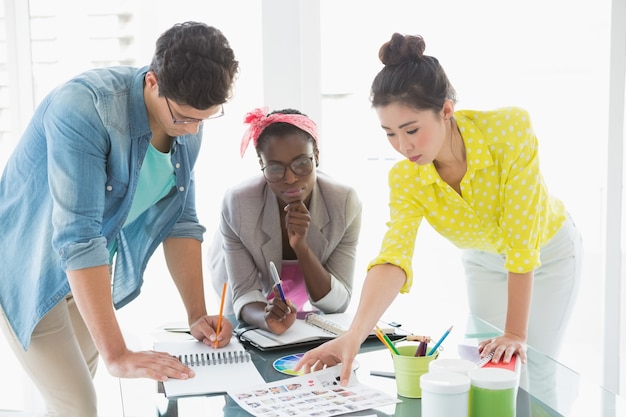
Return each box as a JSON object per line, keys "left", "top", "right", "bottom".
{"left": 295, "top": 263, "right": 406, "bottom": 386}
{"left": 479, "top": 271, "right": 532, "bottom": 364}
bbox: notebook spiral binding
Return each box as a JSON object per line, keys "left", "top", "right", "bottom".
{"left": 179, "top": 350, "right": 252, "bottom": 367}
{"left": 304, "top": 313, "right": 346, "bottom": 336}
{"left": 476, "top": 351, "right": 495, "bottom": 367}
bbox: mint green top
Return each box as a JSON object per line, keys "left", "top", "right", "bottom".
{"left": 109, "top": 144, "right": 175, "bottom": 258}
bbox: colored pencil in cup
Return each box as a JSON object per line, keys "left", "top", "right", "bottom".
{"left": 427, "top": 325, "right": 453, "bottom": 356}
{"left": 415, "top": 340, "right": 428, "bottom": 357}
{"left": 376, "top": 326, "right": 400, "bottom": 355}
{"left": 374, "top": 329, "right": 391, "bottom": 350}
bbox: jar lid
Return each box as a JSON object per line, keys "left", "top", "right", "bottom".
{"left": 468, "top": 367, "right": 518, "bottom": 390}
{"left": 429, "top": 358, "right": 476, "bottom": 375}
{"left": 420, "top": 371, "right": 471, "bottom": 394}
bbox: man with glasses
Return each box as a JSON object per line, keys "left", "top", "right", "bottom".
{"left": 0, "top": 21, "right": 238, "bottom": 417}
{"left": 208, "top": 108, "right": 362, "bottom": 335}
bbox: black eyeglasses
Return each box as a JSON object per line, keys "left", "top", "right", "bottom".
{"left": 165, "top": 97, "right": 224, "bottom": 125}
{"left": 261, "top": 155, "right": 315, "bottom": 183}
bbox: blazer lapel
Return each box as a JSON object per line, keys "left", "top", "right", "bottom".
{"left": 261, "top": 184, "right": 282, "bottom": 266}
{"left": 307, "top": 182, "right": 330, "bottom": 255}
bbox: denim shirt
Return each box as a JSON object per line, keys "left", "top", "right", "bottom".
{"left": 0, "top": 66, "right": 206, "bottom": 349}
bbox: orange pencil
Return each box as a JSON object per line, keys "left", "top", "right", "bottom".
{"left": 214, "top": 282, "right": 227, "bottom": 348}
{"left": 374, "top": 328, "right": 391, "bottom": 350}
{"left": 375, "top": 326, "right": 400, "bottom": 355}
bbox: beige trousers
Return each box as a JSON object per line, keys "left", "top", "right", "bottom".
{"left": 0, "top": 294, "right": 99, "bottom": 417}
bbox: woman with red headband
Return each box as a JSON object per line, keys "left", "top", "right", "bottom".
{"left": 208, "top": 108, "right": 362, "bottom": 335}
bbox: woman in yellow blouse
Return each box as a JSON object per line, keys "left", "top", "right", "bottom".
{"left": 296, "top": 33, "right": 583, "bottom": 387}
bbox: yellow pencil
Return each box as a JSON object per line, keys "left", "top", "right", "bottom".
{"left": 374, "top": 329, "right": 392, "bottom": 351}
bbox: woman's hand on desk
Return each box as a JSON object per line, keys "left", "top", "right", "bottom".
{"left": 478, "top": 333, "right": 527, "bottom": 364}
{"left": 294, "top": 331, "right": 362, "bottom": 387}
{"left": 189, "top": 315, "right": 233, "bottom": 348}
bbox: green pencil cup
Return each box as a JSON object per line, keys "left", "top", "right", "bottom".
{"left": 391, "top": 345, "right": 439, "bottom": 398}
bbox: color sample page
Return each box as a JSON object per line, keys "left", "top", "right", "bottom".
{"left": 227, "top": 365, "right": 400, "bottom": 417}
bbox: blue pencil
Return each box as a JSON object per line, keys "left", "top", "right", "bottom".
{"left": 269, "top": 261, "right": 287, "bottom": 302}
{"left": 427, "top": 325, "right": 453, "bottom": 356}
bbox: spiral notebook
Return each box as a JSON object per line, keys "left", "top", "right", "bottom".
{"left": 154, "top": 338, "right": 265, "bottom": 397}
{"left": 236, "top": 312, "right": 401, "bottom": 351}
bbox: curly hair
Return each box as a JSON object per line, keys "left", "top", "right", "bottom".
{"left": 150, "top": 21, "right": 239, "bottom": 109}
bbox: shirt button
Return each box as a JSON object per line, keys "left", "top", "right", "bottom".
{"left": 179, "top": 186, "right": 185, "bottom": 192}
{"left": 106, "top": 185, "right": 113, "bottom": 191}
{"left": 175, "top": 163, "right": 180, "bottom": 169}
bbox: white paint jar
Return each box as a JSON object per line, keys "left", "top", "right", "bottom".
{"left": 428, "top": 358, "right": 477, "bottom": 375}
{"left": 420, "top": 371, "right": 471, "bottom": 417}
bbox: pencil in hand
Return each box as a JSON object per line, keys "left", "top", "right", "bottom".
{"left": 214, "top": 282, "right": 227, "bottom": 348}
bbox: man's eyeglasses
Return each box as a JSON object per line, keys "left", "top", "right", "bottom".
{"left": 165, "top": 97, "right": 224, "bottom": 125}
{"left": 261, "top": 155, "right": 315, "bottom": 183}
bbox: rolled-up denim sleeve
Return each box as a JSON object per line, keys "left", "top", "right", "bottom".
{"left": 168, "top": 171, "right": 206, "bottom": 241}
{"left": 45, "top": 83, "right": 112, "bottom": 271}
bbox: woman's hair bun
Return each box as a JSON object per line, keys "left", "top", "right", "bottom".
{"left": 378, "top": 33, "right": 426, "bottom": 66}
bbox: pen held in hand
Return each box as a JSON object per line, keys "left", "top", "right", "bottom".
{"left": 269, "top": 261, "right": 287, "bottom": 303}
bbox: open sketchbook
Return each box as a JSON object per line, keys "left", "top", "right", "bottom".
{"left": 236, "top": 312, "right": 402, "bottom": 351}
{"left": 154, "top": 338, "right": 265, "bottom": 397}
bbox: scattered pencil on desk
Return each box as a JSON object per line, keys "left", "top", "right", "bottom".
{"left": 427, "top": 325, "right": 453, "bottom": 356}
{"left": 214, "top": 282, "right": 227, "bottom": 348}
{"left": 370, "top": 370, "right": 395, "bottom": 379}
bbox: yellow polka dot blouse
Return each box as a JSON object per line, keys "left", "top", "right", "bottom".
{"left": 368, "top": 107, "right": 567, "bottom": 293}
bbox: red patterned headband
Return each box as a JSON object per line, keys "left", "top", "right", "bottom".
{"left": 240, "top": 107, "right": 319, "bottom": 157}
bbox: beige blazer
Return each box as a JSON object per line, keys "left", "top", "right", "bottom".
{"left": 208, "top": 172, "right": 362, "bottom": 317}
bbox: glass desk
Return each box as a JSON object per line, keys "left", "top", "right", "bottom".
{"left": 119, "top": 315, "right": 625, "bottom": 416}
